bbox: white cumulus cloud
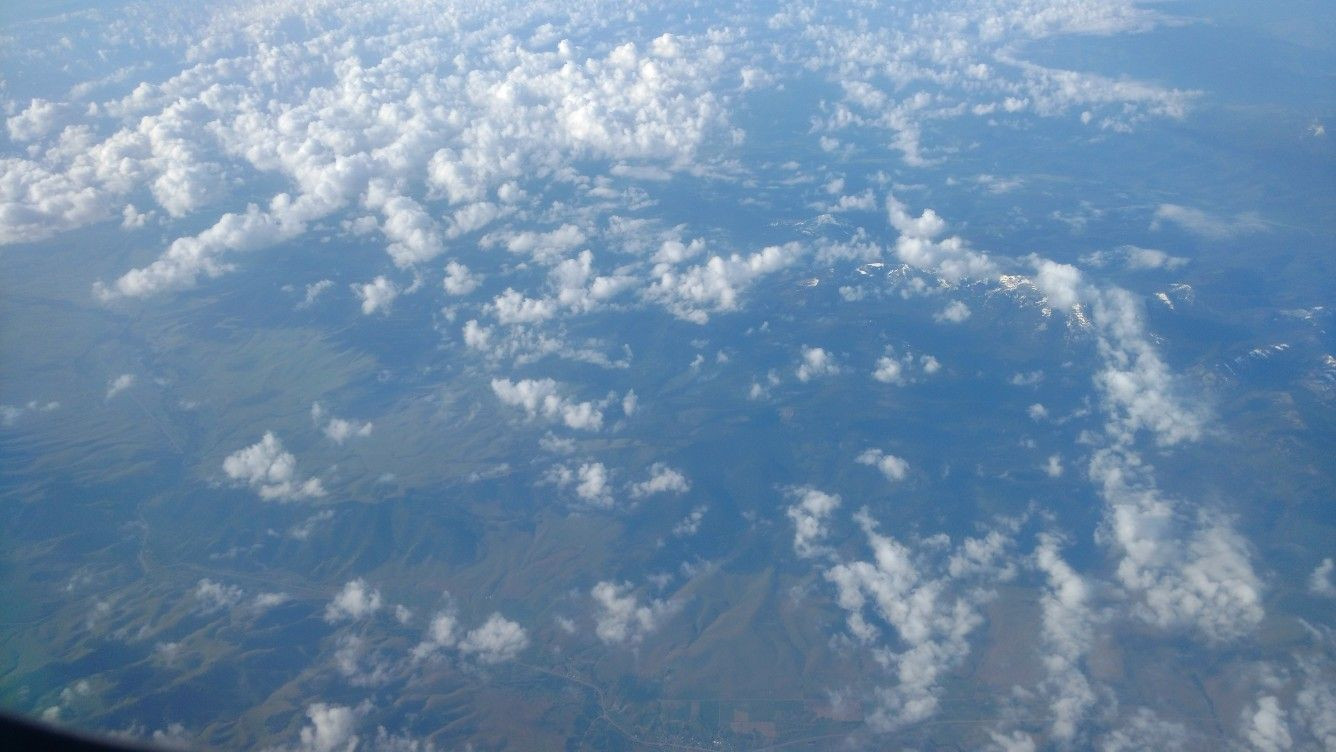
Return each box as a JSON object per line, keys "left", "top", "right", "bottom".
{"left": 222, "top": 432, "right": 325, "bottom": 501}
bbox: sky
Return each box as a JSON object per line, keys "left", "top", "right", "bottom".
{"left": 1, "top": 1, "right": 1334, "bottom": 750}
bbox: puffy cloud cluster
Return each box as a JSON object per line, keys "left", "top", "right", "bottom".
{"left": 904, "top": 200, "right": 1260, "bottom": 646}
{"left": 792, "top": 0, "right": 1193, "bottom": 166}
{"left": 795, "top": 346, "right": 840, "bottom": 382}
{"left": 222, "top": 432, "right": 326, "bottom": 501}
{"left": 646, "top": 242, "right": 805, "bottom": 323}
{"left": 414, "top": 607, "right": 530, "bottom": 665}
{"left": 193, "top": 579, "right": 244, "bottom": 614}
{"left": 871, "top": 348, "right": 940, "bottom": 385}
{"left": 546, "top": 461, "right": 614, "bottom": 507}
{"left": 353, "top": 276, "right": 399, "bottom": 316}
{"left": 1098, "top": 708, "right": 1193, "bottom": 751}
{"left": 1294, "top": 664, "right": 1336, "bottom": 750}
{"left": 311, "top": 403, "right": 373, "bottom": 444}
{"left": 1241, "top": 695, "right": 1292, "bottom": 752}
{"left": 933, "top": 300, "right": 972, "bottom": 323}
{"left": 324, "top": 579, "right": 382, "bottom": 623}
{"left": 5, "top": 2, "right": 735, "bottom": 300}
{"left": 331, "top": 634, "right": 393, "bottom": 688}
{"left": 1081, "top": 277, "right": 1260, "bottom": 643}
{"left": 673, "top": 506, "right": 708, "bottom": 537}
{"left": 855, "top": 449, "right": 909, "bottom": 482}
{"left": 193, "top": 578, "right": 288, "bottom": 616}
{"left": 1031, "top": 535, "right": 1098, "bottom": 744}
{"left": 441, "top": 261, "right": 481, "bottom": 296}
{"left": 629, "top": 463, "right": 690, "bottom": 498}
{"left": 1091, "top": 448, "right": 1262, "bottom": 642}
{"left": 490, "top": 377, "right": 603, "bottom": 431}
{"left": 95, "top": 197, "right": 320, "bottom": 299}
{"left": 887, "top": 196, "right": 996, "bottom": 282}
{"left": 821, "top": 509, "right": 1015, "bottom": 731}
{"left": 591, "top": 580, "right": 679, "bottom": 645}
{"left": 462, "top": 317, "right": 631, "bottom": 368}
{"left": 458, "top": 614, "right": 530, "bottom": 664}
{"left": 786, "top": 487, "right": 841, "bottom": 559}
{"left": 485, "top": 250, "right": 635, "bottom": 325}
{"left": 280, "top": 698, "right": 433, "bottom": 752}
{"left": 7, "top": 98, "right": 70, "bottom": 142}
{"left": 323, "top": 418, "right": 372, "bottom": 444}
{"left": 295, "top": 702, "right": 362, "bottom": 752}
{"left": 485, "top": 224, "right": 587, "bottom": 265}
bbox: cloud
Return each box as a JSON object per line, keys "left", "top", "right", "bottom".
{"left": 442, "top": 261, "right": 481, "bottom": 296}
{"left": 856, "top": 449, "right": 909, "bottom": 482}
{"left": 295, "top": 703, "right": 362, "bottom": 752}
{"left": 457, "top": 613, "right": 529, "bottom": 663}
{"left": 486, "top": 224, "right": 587, "bottom": 264}
{"left": 490, "top": 289, "right": 557, "bottom": 325}
{"left": 368, "top": 192, "right": 444, "bottom": 267}
{"left": 795, "top": 346, "right": 840, "bottom": 382}
{"left": 1152, "top": 204, "right": 1266, "bottom": 239}
{"left": 1090, "top": 448, "right": 1262, "bottom": 642}
{"left": 1031, "top": 535, "right": 1097, "bottom": 743}
{"left": 1030, "top": 258, "right": 1084, "bottom": 312}
{"left": 572, "top": 462, "right": 613, "bottom": 507}
{"left": 988, "top": 730, "right": 1037, "bottom": 752}
{"left": 1310, "top": 559, "right": 1336, "bottom": 597}
{"left": 547, "top": 250, "right": 636, "bottom": 314}
{"left": 934, "top": 300, "right": 972, "bottom": 323}
{"left": 871, "top": 349, "right": 938, "bottom": 385}
{"left": 412, "top": 603, "right": 527, "bottom": 665}
{"left": 629, "top": 463, "right": 690, "bottom": 498}
{"left": 1089, "top": 287, "right": 1204, "bottom": 446}
{"left": 888, "top": 196, "right": 996, "bottom": 282}
{"left": 821, "top": 509, "right": 1013, "bottom": 731}
{"left": 121, "top": 204, "right": 154, "bottom": 229}
{"left": 894, "top": 201, "right": 1261, "bottom": 649}
{"left": 872, "top": 357, "right": 907, "bottom": 385}
{"left": 7, "top": 98, "right": 70, "bottom": 141}
{"left": 0, "top": 400, "right": 61, "bottom": 427}
{"left": 1083, "top": 245, "right": 1187, "bottom": 271}
{"left": 194, "top": 579, "right": 244, "bottom": 614}
{"left": 253, "top": 592, "right": 290, "bottom": 610}
{"left": 324, "top": 418, "right": 373, "bottom": 444}
{"left": 36, "top": 12, "right": 731, "bottom": 299}
{"left": 673, "top": 506, "right": 708, "bottom": 537}
{"left": 490, "top": 378, "right": 603, "bottom": 431}
{"left": 591, "top": 581, "right": 678, "bottom": 645}
{"left": 223, "top": 432, "right": 325, "bottom": 501}
{"left": 312, "top": 404, "right": 373, "bottom": 444}
{"left": 786, "top": 487, "right": 842, "bottom": 558}
{"left": 106, "top": 373, "right": 136, "bottom": 399}
{"left": 95, "top": 198, "right": 321, "bottom": 299}
{"left": 800, "top": 3, "right": 1190, "bottom": 167}
{"left": 646, "top": 242, "right": 804, "bottom": 323}
{"left": 353, "top": 276, "right": 399, "bottom": 316}
{"left": 1295, "top": 664, "right": 1336, "bottom": 750}
{"left": 1099, "top": 708, "right": 1193, "bottom": 751}
{"left": 332, "top": 634, "right": 392, "bottom": 688}
{"left": 323, "top": 579, "right": 382, "bottom": 623}
{"left": 297, "top": 280, "right": 333, "bottom": 309}
{"left": 1241, "top": 696, "right": 1292, "bottom": 752}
